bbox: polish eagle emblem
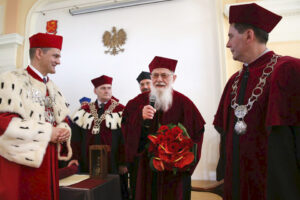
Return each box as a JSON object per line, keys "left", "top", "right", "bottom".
{"left": 102, "top": 27, "right": 127, "bottom": 56}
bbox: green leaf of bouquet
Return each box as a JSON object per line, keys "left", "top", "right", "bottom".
{"left": 178, "top": 123, "right": 190, "bottom": 138}
{"left": 145, "top": 142, "right": 149, "bottom": 150}
{"left": 172, "top": 167, "right": 177, "bottom": 175}
{"left": 192, "top": 143, "right": 197, "bottom": 164}
{"left": 167, "top": 123, "right": 176, "bottom": 129}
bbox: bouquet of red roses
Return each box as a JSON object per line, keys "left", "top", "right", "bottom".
{"left": 147, "top": 123, "right": 196, "bottom": 173}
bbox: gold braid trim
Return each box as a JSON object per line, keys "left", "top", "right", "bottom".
{"left": 89, "top": 99, "right": 119, "bottom": 134}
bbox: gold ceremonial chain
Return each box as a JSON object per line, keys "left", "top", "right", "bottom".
{"left": 89, "top": 99, "right": 119, "bottom": 134}
{"left": 12, "top": 70, "right": 56, "bottom": 125}
{"left": 230, "top": 54, "right": 280, "bottom": 135}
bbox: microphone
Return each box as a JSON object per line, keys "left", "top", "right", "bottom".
{"left": 144, "top": 95, "right": 156, "bottom": 128}
{"left": 149, "top": 95, "right": 156, "bottom": 108}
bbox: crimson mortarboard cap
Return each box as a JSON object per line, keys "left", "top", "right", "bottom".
{"left": 79, "top": 97, "right": 91, "bottom": 104}
{"left": 149, "top": 56, "right": 178, "bottom": 73}
{"left": 91, "top": 75, "right": 113, "bottom": 88}
{"left": 136, "top": 71, "right": 151, "bottom": 83}
{"left": 229, "top": 3, "right": 282, "bottom": 33}
{"left": 29, "top": 33, "right": 63, "bottom": 50}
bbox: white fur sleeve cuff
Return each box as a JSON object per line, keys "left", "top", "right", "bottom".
{"left": 0, "top": 117, "right": 52, "bottom": 168}
{"left": 72, "top": 109, "right": 94, "bottom": 129}
{"left": 105, "top": 112, "right": 123, "bottom": 130}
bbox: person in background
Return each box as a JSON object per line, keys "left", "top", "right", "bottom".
{"left": 0, "top": 32, "right": 72, "bottom": 200}
{"left": 126, "top": 71, "right": 152, "bottom": 199}
{"left": 69, "top": 75, "right": 129, "bottom": 199}
{"left": 214, "top": 3, "right": 300, "bottom": 200}
{"left": 79, "top": 96, "right": 91, "bottom": 106}
{"left": 122, "top": 56, "right": 205, "bottom": 200}
{"left": 136, "top": 71, "right": 151, "bottom": 93}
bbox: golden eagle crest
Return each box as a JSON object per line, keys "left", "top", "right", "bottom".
{"left": 102, "top": 27, "right": 127, "bottom": 56}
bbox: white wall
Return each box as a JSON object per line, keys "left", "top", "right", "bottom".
{"left": 27, "top": 0, "right": 223, "bottom": 180}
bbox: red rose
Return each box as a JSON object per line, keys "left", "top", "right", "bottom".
{"left": 158, "top": 125, "right": 169, "bottom": 133}
{"left": 163, "top": 133, "right": 174, "bottom": 143}
{"left": 171, "top": 126, "right": 183, "bottom": 136}
{"left": 165, "top": 142, "right": 181, "bottom": 154}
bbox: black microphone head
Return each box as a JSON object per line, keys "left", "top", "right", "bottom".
{"left": 149, "top": 95, "right": 156, "bottom": 107}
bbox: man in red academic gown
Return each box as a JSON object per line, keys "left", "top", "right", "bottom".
{"left": 68, "top": 75, "right": 129, "bottom": 199}
{"left": 122, "top": 56, "right": 205, "bottom": 200}
{"left": 214, "top": 3, "right": 300, "bottom": 200}
{"left": 0, "top": 33, "right": 72, "bottom": 200}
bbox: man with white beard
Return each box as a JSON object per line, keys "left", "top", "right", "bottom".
{"left": 148, "top": 68, "right": 173, "bottom": 112}
{"left": 122, "top": 56, "right": 205, "bottom": 200}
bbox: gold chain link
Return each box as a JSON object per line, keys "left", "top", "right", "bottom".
{"left": 230, "top": 54, "right": 280, "bottom": 112}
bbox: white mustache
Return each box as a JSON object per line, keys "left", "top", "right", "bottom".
{"left": 155, "top": 82, "right": 166, "bottom": 86}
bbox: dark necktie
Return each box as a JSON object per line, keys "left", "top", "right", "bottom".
{"left": 232, "top": 67, "right": 249, "bottom": 200}
{"left": 43, "top": 77, "right": 47, "bottom": 84}
{"left": 98, "top": 103, "right": 105, "bottom": 116}
{"left": 95, "top": 103, "right": 105, "bottom": 145}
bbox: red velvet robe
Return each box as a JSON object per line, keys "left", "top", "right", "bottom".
{"left": 214, "top": 51, "right": 300, "bottom": 200}
{"left": 0, "top": 67, "right": 60, "bottom": 200}
{"left": 71, "top": 97, "right": 125, "bottom": 173}
{"left": 122, "top": 90, "right": 205, "bottom": 200}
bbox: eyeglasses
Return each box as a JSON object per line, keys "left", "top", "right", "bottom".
{"left": 151, "top": 73, "right": 173, "bottom": 79}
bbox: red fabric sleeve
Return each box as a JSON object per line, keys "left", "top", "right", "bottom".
{"left": 213, "top": 73, "right": 238, "bottom": 133}
{"left": 121, "top": 95, "right": 145, "bottom": 163}
{"left": 0, "top": 112, "right": 20, "bottom": 136}
{"left": 267, "top": 57, "right": 300, "bottom": 127}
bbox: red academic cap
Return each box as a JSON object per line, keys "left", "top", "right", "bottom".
{"left": 149, "top": 56, "right": 178, "bottom": 73}
{"left": 229, "top": 3, "right": 282, "bottom": 33}
{"left": 29, "top": 33, "right": 63, "bottom": 50}
{"left": 91, "top": 75, "right": 113, "bottom": 88}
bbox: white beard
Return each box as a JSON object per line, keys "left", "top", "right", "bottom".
{"left": 150, "top": 83, "right": 173, "bottom": 112}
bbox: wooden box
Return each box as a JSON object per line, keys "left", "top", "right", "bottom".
{"left": 89, "top": 145, "right": 110, "bottom": 178}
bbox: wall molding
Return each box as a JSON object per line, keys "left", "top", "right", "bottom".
{"left": 0, "top": 33, "right": 24, "bottom": 45}
{"left": 224, "top": 0, "right": 300, "bottom": 18}
{"left": 0, "top": 33, "right": 24, "bottom": 73}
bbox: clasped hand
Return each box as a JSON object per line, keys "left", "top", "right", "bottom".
{"left": 50, "top": 127, "right": 70, "bottom": 143}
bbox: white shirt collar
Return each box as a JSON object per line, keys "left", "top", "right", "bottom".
{"left": 97, "top": 99, "right": 107, "bottom": 107}
{"left": 29, "top": 65, "right": 48, "bottom": 81}
{"left": 244, "top": 49, "right": 270, "bottom": 66}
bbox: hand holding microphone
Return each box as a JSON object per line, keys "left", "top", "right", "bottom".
{"left": 143, "top": 95, "right": 156, "bottom": 128}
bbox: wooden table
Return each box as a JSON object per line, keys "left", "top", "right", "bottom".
{"left": 59, "top": 174, "right": 121, "bottom": 200}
